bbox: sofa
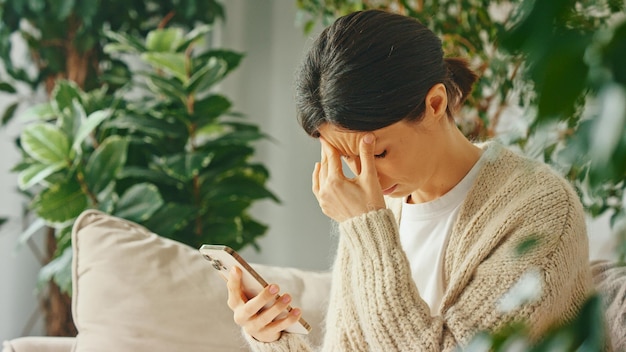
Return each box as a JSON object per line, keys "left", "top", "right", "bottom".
{"left": 2, "top": 210, "right": 331, "bottom": 352}
{"left": 3, "top": 210, "right": 625, "bottom": 351}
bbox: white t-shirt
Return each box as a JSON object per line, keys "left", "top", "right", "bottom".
{"left": 399, "top": 155, "right": 484, "bottom": 316}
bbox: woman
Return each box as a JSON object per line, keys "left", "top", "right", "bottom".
{"left": 226, "top": 9, "right": 592, "bottom": 351}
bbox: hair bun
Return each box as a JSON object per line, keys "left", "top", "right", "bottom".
{"left": 444, "top": 57, "right": 478, "bottom": 110}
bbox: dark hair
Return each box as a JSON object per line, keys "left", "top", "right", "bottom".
{"left": 295, "top": 10, "right": 478, "bottom": 137}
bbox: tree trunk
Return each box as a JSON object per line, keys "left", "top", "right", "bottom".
{"left": 43, "top": 228, "right": 77, "bottom": 337}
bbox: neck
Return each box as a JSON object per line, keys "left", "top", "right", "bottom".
{"left": 408, "top": 127, "right": 482, "bottom": 204}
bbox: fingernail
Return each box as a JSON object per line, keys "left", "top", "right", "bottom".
{"left": 291, "top": 308, "right": 301, "bottom": 316}
{"left": 363, "top": 134, "right": 374, "bottom": 144}
{"left": 281, "top": 295, "right": 291, "bottom": 303}
{"left": 269, "top": 285, "right": 279, "bottom": 294}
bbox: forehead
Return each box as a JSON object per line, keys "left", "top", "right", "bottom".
{"left": 318, "top": 122, "right": 404, "bottom": 156}
{"left": 318, "top": 124, "right": 364, "bottom": 156}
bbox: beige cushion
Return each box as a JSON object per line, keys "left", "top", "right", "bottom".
{"left": 71, "top": 210, "right": 330, "bottom": 352}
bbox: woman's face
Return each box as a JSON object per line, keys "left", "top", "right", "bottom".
{"left": 317, "top": 117, "right": 447, "bottom": 199}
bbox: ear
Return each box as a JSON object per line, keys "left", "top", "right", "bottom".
{"left": 424, "top": 83, "right": 448, "bottom": 120}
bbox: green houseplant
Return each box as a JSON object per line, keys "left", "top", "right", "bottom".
{"left": 15, "top": 25, "right": 277, "bottom": 291}
{"left": 1, "top": 0, "right": 277, "bottom": 336}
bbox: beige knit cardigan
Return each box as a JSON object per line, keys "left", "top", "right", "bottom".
{"left": 245, "top": 142, "right": 592, "bottom": 351}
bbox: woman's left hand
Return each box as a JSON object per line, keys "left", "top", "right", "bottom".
{"left": 312, "top": 133, "right": 386, "bottom": 222}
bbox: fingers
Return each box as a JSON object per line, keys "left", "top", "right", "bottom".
{"left": 359, "top": 133, "right": 377, "bottom": 180}
{"left": 226, "top": 266, "right": 248, "bottom": 309}
{"left": 262, "top": 305, "right": 302, "bottom": 334}
{"left": 225, "top": 267, "right": 303, "bottom": 343}
{"left": 249, "top": 293, "right": 300, "bottom": 331}
{"left": 320, "top": 137, "right": 344, "bottom": 177}
{"left": 312, "top": 162, "right": 321, "bottom": 195}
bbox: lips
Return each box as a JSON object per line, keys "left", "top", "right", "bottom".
{"left": 382, "top": 184, "right": 397, "bottom": 195}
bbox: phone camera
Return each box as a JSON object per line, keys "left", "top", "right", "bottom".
{"left": 212, "top": 259, "right": 223, "bottom": 271}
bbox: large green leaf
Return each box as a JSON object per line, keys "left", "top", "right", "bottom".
{"left": 141, "top": 202, "right": 196, "bottom": 238}
{"left": 197, "top": 144, "right": 254, "bottom": 182}
{"left": 141, "top": 52, "right": 188, "bottom": 83}
{"left": 145, "top": 28, "right": 185, "bottom": 52}
{"left": 192, "top": 94, "right": 231, "bottom": 126}
{"left": 21, "top": 123, "right": 70, "bottom": 165}
{"left": 195, "top": 50, "right": 245, "bottom": 76}
{"left": 18, "top": 103, "right": 55, "bottom": 122}
{"left": 33, "top": 179, "right": 88, "bottom": 223}
{"left": 114, "top": 183, "right": 163, "bottom": 222}
{"left": 1, "top": 101, "right": 18, "bottom": 126}
{"left": 51, "top": 80, "right": 83, "bottom": 115}
{"left": 119, "top": 166, "right": 178, "bottom": 186}
{"left": 205, "top": 128, "right": 268, "bottom": 147}
{"left": 145, "top": 73, "right": 188, "bottom": 103}
{"left": 154, "top": 152, "right": 214, "bottom": 182}
{"left": 72, "top": 109, "right": 111, "bottom": 151}
{"left": 103, "top": 32, "right": 146, "bottom": 54}
{"left": 84, "top": 136, "right": 129, "bottom": 195}
{"left": 0, "top": 82, "right": 16, "bottom": 93}
{"left": 175, "top": 24, "right": 213, "bottom": 52}
{"left": 205, "top": 174, "right": 279, "bottom": 203}
{"left": 58, "top": 99, "right": 85, "bottom": 145}
{"left": 103, "top": 113, "right": 187, "bottom": 139}
{"left": 18, "top": 161, "right": 66, "bottom": 190}
{"left": 185, "top": 57, "right": 227, "bottom": 94}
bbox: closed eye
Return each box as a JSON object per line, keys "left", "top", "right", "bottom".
{"left": 375, "top": 150, "right": 387, "bottom": 159}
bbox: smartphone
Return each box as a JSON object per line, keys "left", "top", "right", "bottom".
{"left": 199, "top": 244, "right": 311, "bottom": 335}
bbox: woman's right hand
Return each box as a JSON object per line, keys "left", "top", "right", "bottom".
{"left": 226, "top": 266, "right": 302, "bottom": 343}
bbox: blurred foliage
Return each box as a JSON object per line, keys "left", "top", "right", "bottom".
{"left": 0, "top": 0, "right": 224, "bottom": 139}
{"left": 296, "top": 0, "right": 626, "bottom": 261}
{"left": 12, "top": 27, "right": 278, "bottom": 294}
{"left": 464, "top": 294, "right": 606, "bottom": 351}
{"left": 0, "top": 0, "right": 223, "bottom": 93}
{"left": 500, "top": 0, "right": 626, "bottom": 262}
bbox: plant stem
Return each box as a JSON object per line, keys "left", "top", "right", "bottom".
{"left": 75, "top": 169, "right": 99, "bottom": 206}
{"left": 158, "top": 11, "right": 176, "bottom": 29}
{"left": 193, "top": 174, "right": 202, "bottom": 238}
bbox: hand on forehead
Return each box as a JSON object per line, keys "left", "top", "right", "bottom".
{"left": 317, "top": 124, "right": 372, "bottom": 158}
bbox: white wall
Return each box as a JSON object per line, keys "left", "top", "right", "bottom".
{"left": 0, "top": 106, "right": 46, "bottom": 341}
